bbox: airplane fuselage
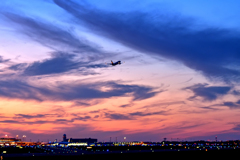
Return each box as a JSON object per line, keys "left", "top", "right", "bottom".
{"left": 111, "top": 61, "right": 121, "bottom": 66}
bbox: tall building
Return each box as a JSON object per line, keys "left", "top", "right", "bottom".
{"left": 63, "top": 134, "right": 67, "bottom": 142}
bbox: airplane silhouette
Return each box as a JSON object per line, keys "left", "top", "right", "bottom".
{"left": 106, "top": 60, "right": 122, "bottom": 66}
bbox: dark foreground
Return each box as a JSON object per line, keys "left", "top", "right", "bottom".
{"left": 1, "top": 148, "right": 240, "bottom": 160}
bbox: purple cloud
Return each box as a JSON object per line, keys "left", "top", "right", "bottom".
{"left": 184, "top": 83, "right": 231, "bottom": 101}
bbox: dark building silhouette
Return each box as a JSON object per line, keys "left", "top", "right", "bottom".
{"left": 62, "top": 134, "right": 97, "bottom": 145}
{"left": 63, "top": 134, "right": 67, "bottom": 142}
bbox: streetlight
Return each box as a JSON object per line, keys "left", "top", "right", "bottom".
{"left": 23, "top": 135, "right": 26, "bottom": 142}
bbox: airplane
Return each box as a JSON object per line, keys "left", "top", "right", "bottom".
{"left": 106, "top": 60, "right": 122, "bottom": 66}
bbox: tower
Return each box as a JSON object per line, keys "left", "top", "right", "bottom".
{"left": 63, "top": 134, "right": 67, "bottom": 142}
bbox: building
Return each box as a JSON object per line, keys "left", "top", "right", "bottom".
{"left": 61, "top": 134, "right": 97, "bottom": 146}
{"left": 0, "top": 138, "right": 21, "bottom": 146}
{"left": 67, "top": 138, "right": 97, "bottom": 144}
{"left": 0, "top": 138, "right": 21, "bottom": 143}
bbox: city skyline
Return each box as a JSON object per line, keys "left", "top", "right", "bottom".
{"left": 0, "top": 0, "right": 240, "bottom": 142}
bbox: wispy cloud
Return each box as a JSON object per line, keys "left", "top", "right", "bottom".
{"left": 129, "top": 111, "right": 169, "bottom": 116}
{"left": 72, "top": 116, "right": 92, "bottom": 121}
{"left": 105, "top": 113, "right": 133, "bottom": 120}
{"left": 200, "top": 100, "right": 240, "bottom": 110}
{"left": 23, "top": 53, "right": 80, "bottom": 76}
{"left": 7, "top": 52, "right": 109, "bottom": 76}
{"left": 119, "top": 104, "right": 132, "bottom": 108}
{"left": 1, "top": 11, "right": 101, "bottom": 54}
{"left": 0, "top": 119, "right": 73, "bottom": 124}
{"left": 15, "top": 114, "right": 46, "bottom": 119}
{"left": 184, "top": 83, "right": 231, "bottom": 101}
{"left": 200, "top": 106, "right": 221, "bottom": 111}
{"left": 142, "top": 101, "right": 185, "bottom": 109}
{"left": 54, "top": 0, "right": 240, "bottom": 83}
{"left": 104, "top": 110, "right": 169, "bottom": 120}
{"left": 8, "top": 63, "right": 27, "bottom": 71}
{"left": 0, "top": 79, "right": 158, "bottom": 101}
{"left": 0, "top": 113, "right": 93, "bottom": 125}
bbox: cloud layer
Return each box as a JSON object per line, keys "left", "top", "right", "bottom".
{"left": 0, "top": 80, "right": 159, "bottom": 101}
{"left": 54, "top": 0, "right": 240, "bottom": 83}
{"left": 1, "top": 11, "right": 100, "bottom": 53}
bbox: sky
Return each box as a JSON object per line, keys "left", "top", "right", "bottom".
{"left": 0, "top": 0, "right": 240, "bottom": 142}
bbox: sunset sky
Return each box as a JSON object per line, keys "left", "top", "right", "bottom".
{"left": 0, "top": 0, "right": 240, "bottom": 142}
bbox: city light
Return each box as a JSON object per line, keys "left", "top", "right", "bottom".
{"left": 22, "top": 135, "right": 26, "bottom": 142}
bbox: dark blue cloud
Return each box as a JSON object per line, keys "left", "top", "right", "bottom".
{"left": 104, "top": 110, "right": 169, "bottom": 120}
{"left": 129, "top": 111, "right": 168, "bottom": 116}
{"left": 232, "top": 90, "right": 240, "bottom": 95}
{"left": 23, "top": 52, "right": 81, "bottom": 76}
{"left": 105, "top": 113, "right": 133, "bottom": 120}
{"left": 233, "top": 124, "right": 240, "bottom": 131}
{"left": 73, "top": 116, "right": 91, "bottom": 121}
{"left": 72, "top": 100, "right": 101, "bottom": 107}
{"left": 73, "top": 101, "right": 92, "bottom": 107}
{"left": 202, "top": 100, "right": 240, "bottom": 110}
{"left": 0, "top": 120, "right": 20, "bottom": 124}
{"left": 1, "top": 113, "right": 92, "bottom": 124}
{"left": 8, "top": 63, "right": 27, "bottom": 71}
{"left": 119, "top": 104, "right": 132, "bottom": 108}
{"left": 237, "top": 100, "right": 240, "bottom": 104}
{"left": 0, "top": 119, "right": 73, "bottom": 124}
{"left": 0, "top": 80, "right": 50, "bottom": 101}
{"left": 222, "top": 101, "right": 240, "bottom": 109}
{"left": 0, "top": 80, "right": 158, "bottom": 101}
{"left": 15, "top": 114, "right": 46, "bottom": 119}
{"left": 0, "top": 56, "right": 10, "bottom": 63}
{"left": 55, "top": 81, "right": 159, "bottom": 101}
{"left": 54, "top": 0, "right": 240, "bottom": 83}
{"left": 8, "top": 52, "right": 109, "bottom": 76}
{"left": 184, "top": 83, "right": 231, "bottom": 101}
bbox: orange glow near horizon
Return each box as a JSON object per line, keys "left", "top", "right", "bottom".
{"left": 1, "top": 90, "right": 239, "bottom": 141}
